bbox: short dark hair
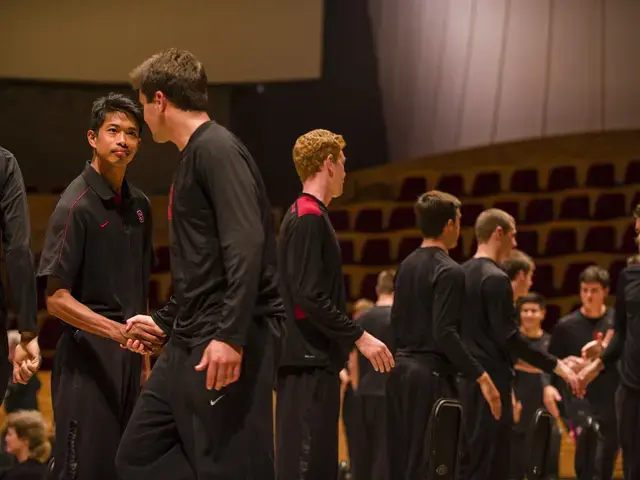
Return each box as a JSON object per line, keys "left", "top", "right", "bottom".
{"left": 627, "top": 254, "right": 640, "bottom": 266}
{"left": 475, "top": 209, "right": 515, "bottom": 243}
{"left": 90, "top": 93, "right": 143, "bottom": 135}
{"left": 414, "top": 190, "right": 461, "bottom": 238}
{"left": 501, "top": 250, "right": 534, "bottom": 281}
{"left": 516, "top": 292, "right": 547, "bottom": 311}
{"left": 376, "top": 269, "right": 395, "bottom": 295}
{"left": 579, "top": 265, "right": 610, "bottom": 289}
{"left": 130, "top": 48, "right": 208, "bottom": 112}
{"left": 634, "top": 203, "right": 640, "bottom": 218}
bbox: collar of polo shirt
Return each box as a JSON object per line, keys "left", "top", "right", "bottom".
{"left": 81, "top": 161, "right": 132, "bottom": 202}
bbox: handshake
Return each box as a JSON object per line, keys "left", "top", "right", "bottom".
{"left": 119, "top": 314, "right": 167, "bottom": 355}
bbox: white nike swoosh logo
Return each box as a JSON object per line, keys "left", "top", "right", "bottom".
{"left": 210, "top": 395, "right": 225, "bottom": 407}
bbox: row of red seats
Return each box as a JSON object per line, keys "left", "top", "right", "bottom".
{"left": 396, "top": 161, "right": 640, "bottom": 201}
{"left": 330, "top": 191, "right": 639, "bottom": 233}
{"left": 338, "top": 225, "right": 637, "bottom": 267}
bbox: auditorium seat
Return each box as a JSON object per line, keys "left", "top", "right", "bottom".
{"left": 631, "top": 192, "right": 640, "bottom": 212}
{"left": 559, "top": 195, "right": 590, "bottom": 220}
{"left": 398, "top": 177, "right": 427, "bottom": 201}
{"left": 622, "top": 225, "right": 638, "bottom": 253}
{"left": 533, "top": 264, "right": 556, "bottom": 298}
{"left": 543, "top": 304, "right": 561, "bottom": 330}
{"left": 472, "top": 172, "right": 501, "bottom": 197}
{"left": 462, "top": 203, "right": 484, "bottom": 227}
{"left": 397, "top": 236, "right": 421, "bottom": 262}
{"left": 329, "top": 209, "right": 350, "bottom": 232}
{"left": 343, "top": 274, "right": 353, "bottom": 300}
{"left": 561, "top": 263, "right": 594, "bottom": 296}
{"left": 493, "top": 201, "right": 519, "bottom": 223}
{"left": 518, "top": 230, "right": 539, "bottom": 257}
{"left": 524, "top": 198, "right": 554, "bottom": 224}
{"left": 548, "top": 166, "right": 578, "bottom": 192}
{"left": 360, "top": 239, "right": 392, "bottom": 266}
{"left": 610, "top": 260, "right": 627, "bottom": 292}
{"left": 339, "top": 239, "right": 355, "bottom": 264}
{"left": 436, "top": 174, "right": 464, "bottom": 197}
{"left": 359, "top": 274, "right": 379, "bottom": 300}
{"left": 586, "top": 163, "right": 616, "bottom": 188}
{"left": 544, "top": 228, "right": 578, "bottom": 257}
{"left": 388, "top": 206, "right": 416, "bottom": 231}
{"left": 624, "top": 160, "right": 640, "bottom": 185}
{"left": 153, "top": 246, "right": 170, "bottom": 273}
{"left": 354, "top": 208, "right": 384, "bottom": 233}
{"left": 510, "top": 169, "right": 539, "bottom": 194}
{"left": 593, "top": 193, "right": 626, "bottom": 220}
{"left": 583, "top": 226, "right": 616, "bottom": 253}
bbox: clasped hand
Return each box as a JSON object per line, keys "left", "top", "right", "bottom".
{"left": 119, "top": 315, "right": 167, "bottom": 355}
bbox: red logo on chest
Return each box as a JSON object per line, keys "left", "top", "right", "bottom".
{"left": 136, "top": 210, "right": 144, "bottom": 223}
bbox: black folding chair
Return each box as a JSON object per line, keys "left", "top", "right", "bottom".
{"left": 525, "top": 408, "right": 555, "bottom": 480}
{"left": 425, "top": 398, "right": 464, "bottom": 480}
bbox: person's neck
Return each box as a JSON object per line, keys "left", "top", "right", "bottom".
{"left": 15, "top": 448, "right": 29, "bottom": 463}
{"left": 421, "top": 238, "right": 448, "bottom": 253}
{"left": 91, "top": 157, "right": 125, "bottom": 193}
{"left": 521, "top": 325, "right": 543, "bottom": 339}
{"left": 168, "top": 111, "right": 211, "bottom": 151}
{"left": 302, "top": 180, "right": 332, "bottom": 207}
{"left": 581, "top": 304, "right": 606, "bottom": 318}
{"left": 376, "top": 294, "right": 393, "bottom": 307}
{"left": 474, "top": 243, "right": 501, "bottom": 263}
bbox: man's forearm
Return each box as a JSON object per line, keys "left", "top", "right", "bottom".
{"left": 47, "top": 290, "right": 125, "bottom": 342}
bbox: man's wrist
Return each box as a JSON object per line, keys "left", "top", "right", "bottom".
{"left": 19, "top": 331, "right": 37, "bottom": 344}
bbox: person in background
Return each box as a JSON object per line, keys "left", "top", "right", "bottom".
{"left": 542, "top": 266, "right": 619, "bottom": 480}
{"left": 3, "top": 410, "right": 51, "bottom": 479}
{"left": 509, "top": 293, "right": 560, "bottom": 480}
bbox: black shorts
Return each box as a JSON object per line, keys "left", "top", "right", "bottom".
{"left": 50, "top": 329, "right": 141, "bottom": 480}
{"left": 116, "top": 319, "right": 276, "bottom": 480}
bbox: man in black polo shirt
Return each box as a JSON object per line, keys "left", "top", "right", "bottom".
{"left": 116, "top": 49, "right": 285, "bottom": 480}
{"left": 37, "top": 93, "right": 164, "bottom": 479}
{"left": 577, "top": 206, "right": 640, "bottom": 479}
{"left": 0, "top": 147, "right": 40, "bottom": 394}
{"left": 458, "top": 208, "right": 580, "bottom": 480}
{"left": 276, "top": 129, "right": 394, "bottom": 480}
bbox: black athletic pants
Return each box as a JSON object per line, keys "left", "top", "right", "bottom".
{"left": 116, "top": 319, "right": 276, "bottom": 480}
{"left": 0, "top": 329, "right": 10, "bottom": 406}
{"left": 616, "top": 384, "right": 640, "bottom": 480}
{"left": 351, "top": 394, "right": 387, "bottom": 480}
{"left": 458, "top": 370, "right": 513, "bottom": 480}
{"left": 341, "top": 384, "right": 362, "bottom": 475}
{"left": 385, "top": 354, "right": 458, "bottom": 480}
{"left": 573, "top": 414, "right": 618, "bottom": 480}
{"left": 49, "top": 329, "right": 141, "bottom": 480}
{"left": 510, "top": 424, "right": 561, "bottom": 480}
{"left": 275, "top": 366, "right": 340, "bottom": 480}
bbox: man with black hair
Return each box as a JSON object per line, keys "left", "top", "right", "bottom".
{"left": 117, "top": 49, "right": 285, "bottom": 480}
{"left": 509, "top": 293, "right": 561, "bottom": 480}
{"left": 578, "top": 205, "right": 640, "bottom": 479}
{"left": 38, "top": 93, "right": 163, "bottom": 479}
{"left": 543, "top": 266, "right": 619, "bottom": 479}
{"left": 458, "top": 209, "right": 580, "bottom": 480}
{"left": 386, "top": 191, "right": 501, "bottom": 479}
{"left": 501, "top": 249, "right": 535, "bottom": 303}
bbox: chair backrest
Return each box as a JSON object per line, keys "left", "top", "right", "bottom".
{"left": 425, "top": 397, "right": 464, "bottom": 480}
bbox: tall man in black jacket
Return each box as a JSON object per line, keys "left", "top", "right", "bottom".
{"left": 116, "top": 49, "right": 285, "bottom": 480}
{"left": 276, "top": 129, "right": 394, "bottom": 480}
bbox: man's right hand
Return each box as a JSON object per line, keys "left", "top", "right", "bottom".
{"left": 554, "top": 359, "right": 583, "bottom": 397}
{"left": 354, "top": 331, "right": 394, "bottom": 373}
{"left": 120, "top": 315, "right": 167, "bottom": 354}
{"left": 543, "top": 385, "right": 562, "bottom": 419}
{"left": 477, "top": 372, "right": 501, "bottom": 420}
{"left": 12, "top": 337, "right": 41, "bottom": 384}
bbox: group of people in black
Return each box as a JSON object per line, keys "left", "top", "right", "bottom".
{"left": 1, "top": 45, "right": 639, "bottom": 480}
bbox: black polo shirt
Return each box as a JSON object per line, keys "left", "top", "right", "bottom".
{"left": 38, "top": 162, "right": 154, "bottom": 325}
